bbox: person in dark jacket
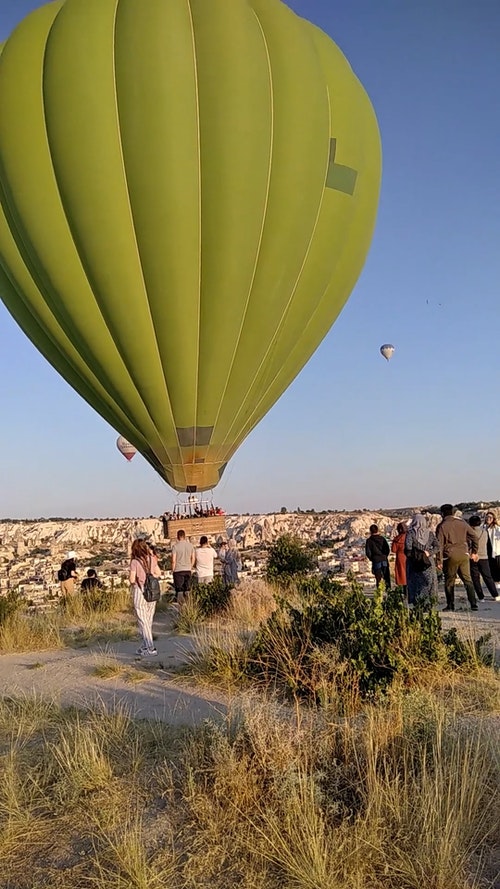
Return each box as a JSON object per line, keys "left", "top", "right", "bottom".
{"left": 81, "top": 568, "right": 103, "bottom": 594}
{"left": 365, "top": 525, "right": 391, "bottom": 590}
{"left": 436, "top": 504, "right": 478, "bottom": 611}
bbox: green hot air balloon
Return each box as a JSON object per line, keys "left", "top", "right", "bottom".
{"left": 0, "top": 0, "right": 381, "bottom": 492}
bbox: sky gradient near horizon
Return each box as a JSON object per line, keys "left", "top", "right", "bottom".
{"left": 1, "top": 0, "right": 499, "bottom": 519}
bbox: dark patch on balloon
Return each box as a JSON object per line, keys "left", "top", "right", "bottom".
{"left": 326, "top": 138, "right": 358, "bottom": 195}
{"left": 176, "top": 426, "right": 213, "bottom": 447}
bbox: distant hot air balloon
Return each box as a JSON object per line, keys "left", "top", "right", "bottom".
{"left": 116, "top": 436, "right": 137, "bottom": 463}
{"left": 0, "top": 0, "right": 381, "bottom": 492}
{"left": 380, "top": 344, "right": 395, "bottom": 362}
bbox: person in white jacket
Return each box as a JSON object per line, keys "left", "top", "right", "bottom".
{"left": 485, "top": 511, "right": 500, "bottom": 586}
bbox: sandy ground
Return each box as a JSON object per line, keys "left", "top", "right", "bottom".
{"left": 0, "top": 590, "right": 498, "bottom": 725}
{"left": 0, "top": 611, "right": 229, "bottom": 725}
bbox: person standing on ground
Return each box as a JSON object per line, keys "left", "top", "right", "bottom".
{"left": 194, "top": 536, "right": 218, "bottom": 585}
{"left": 391, "top": 523, "right": 408, "bottom": 593}
{"left": 365, "top": 525, "right": 391, "bottom": 590}
{"left": 404, "top": 514, "right": 439, "bottom": 607}
{"left": 58, "top": 551, "right": 78, "bottom": 597}
{"left": 484, "top": 511, "right": 500, "bottom": 584}
{"left": 219, "top": 538, "right": 242, "bottom": 587}
{"left": 436, "top": 504, "right": 478, "bottom": 612}
{"left": 129, "top": 538, "right": 161, "bottom": 657}
{"left": 468, "top": 516, "right": 499, "bottom": 602}
{"left": 171, "top": 530, "right": 195, "bottom": 603}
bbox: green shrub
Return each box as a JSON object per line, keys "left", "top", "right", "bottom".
{"left": 248, "top": 576, "right": 484, "bottom": 703}
{"left": 266, "top": 534, "right": 317, "bottom": 585}
{"left": 191, "top": 576, "right": 231, "bottom": 618}
{"left": 0, "top": 590, "right": 22, "bottom": 626}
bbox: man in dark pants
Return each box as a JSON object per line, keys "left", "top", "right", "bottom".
{"left": 365, "top": 524, "right": 391, "bottom": 590}
{"left": 171, "top": 529, "right": 195, "bottom": 604}
{"left": 468, "top": 515, "right": 499, "bottom": 601}
{"left": 436, "top": 504, "right": 478, "bottom": 611}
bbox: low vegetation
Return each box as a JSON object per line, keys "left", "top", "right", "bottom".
{"left": 0, "top": 585, "right": 136, "bottom": 653}
{"left": 0, "top": 689, "right": 498, "bottom": 889}
{"left": 0, "top": 535, "right": 498, "bottom": 887}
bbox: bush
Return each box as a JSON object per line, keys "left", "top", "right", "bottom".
{"left": 248, "top": 576, "right": 485, "bottom": 703}
{"left": 191, "top": 576, "right": 231, "bottom": 619}
{"left": 0, "top": 591, "right": 22, "bottom": 626}
{"left": 266, "top": 534, "right": 317, "bottom": 585}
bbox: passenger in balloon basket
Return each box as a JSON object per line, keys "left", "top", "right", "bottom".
{"left": 194, "top": 536, "right": 218, "bottom": 585}
{"left": 171, "top": 530, "right": 195, "bottom": 605}
{"left": 58, "top": 551, "right": 78, "bottom": 597}
{"left": 365, "top": 525, "right": 391, "bottom": 591}
{"left": 436, "top": 505, "right": 478, "bottom": 612}
{"left": 129, "top": 539, "right": 161, "bottom": 656}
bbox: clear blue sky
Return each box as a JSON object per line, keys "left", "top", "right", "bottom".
{"left": 1, "top": 0, "right": 499, "bottom": 519}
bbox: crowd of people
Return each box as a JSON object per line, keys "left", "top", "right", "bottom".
{"left": 57, "top": 533, "right": 242, "bottom": 658}
{"left": 365, "top": 506, "right": 500, "bottom": 610}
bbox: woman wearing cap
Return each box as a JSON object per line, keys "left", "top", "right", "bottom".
{"left": 129, "top": 538, "right": 161, "bottom": 657}
{"left": 58, "top": 551, "right": 78, "bottom": 597}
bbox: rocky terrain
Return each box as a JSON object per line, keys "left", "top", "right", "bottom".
{"left": 0, "top": 511, "right": 404, "bottom": 555}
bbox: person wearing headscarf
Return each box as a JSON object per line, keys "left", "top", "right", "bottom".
{"left": 219, "top": 538, "right": 242, "bottom": 587}
{"left": 391, "top": 522, "right": 407, "bottom": 592}
{"left": 404, "top": 513, "right": 439, "bottom": 607}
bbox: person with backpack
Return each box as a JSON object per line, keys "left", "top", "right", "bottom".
{"left": 129, "top": 538, "right": 161, "bottom": 657}
{"left": 58, "top": 551, "right": 78, "bottom": 597}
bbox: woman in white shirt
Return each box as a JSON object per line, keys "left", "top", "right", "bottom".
{"left": 194, "top": 535, "right": 218, "bottom": 584}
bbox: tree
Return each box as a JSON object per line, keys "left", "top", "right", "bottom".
{"left": 266, "top": 534, "right": 317, "bottom": 584}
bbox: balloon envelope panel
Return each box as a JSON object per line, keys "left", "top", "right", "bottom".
{"left": 0, "top": 0, "right": 381, "bottom": 491}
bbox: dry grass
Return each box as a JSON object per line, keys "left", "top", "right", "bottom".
{"left": 0, "top": 586, "right": 136, "bottom": 654}
{"left": 0, "top": 611, "right": 64, "bottom": 653}
{"left": 0, "top": 685, "right": 497, "bottom": 889}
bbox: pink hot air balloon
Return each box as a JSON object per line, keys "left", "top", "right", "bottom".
{"left": 116, "top": 436, "right": 137, "bottom": 463}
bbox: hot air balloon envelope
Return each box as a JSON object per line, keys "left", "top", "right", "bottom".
{"left": 116, "top": 436, "right": 137, "bottom": 462}
{"left": 380, "top": 344, "right": 395, "bottom": 362}
{"left": 0, "top": 0, "right": 382, "bottom": 491}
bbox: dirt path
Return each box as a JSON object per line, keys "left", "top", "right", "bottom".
{"left": 1, "top": 592, "right": 498, "bottom": 724}
{"left": 0, "top": 613, "right": 229, "bottom": 725}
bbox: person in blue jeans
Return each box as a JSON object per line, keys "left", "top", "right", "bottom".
{"left": 365, "top": 524, "right": 391, "bottom": 590}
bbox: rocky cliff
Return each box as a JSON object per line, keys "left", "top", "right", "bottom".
{"left": 0, "top": 511, "right": 404, "bottom": 557}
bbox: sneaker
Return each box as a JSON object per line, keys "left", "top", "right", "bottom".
{"left": 442, "top": 606, "right": 455, "bottom": 612}
{"left": 471, "top": 606, "right": 478, "bottom": 611}
{"left": 142, "top": 648, "right": 158, "bottom": 657}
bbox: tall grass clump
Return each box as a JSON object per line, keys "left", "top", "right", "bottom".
{"left": 0, "top": 692, "right": 497, "bottom": 888}
{"left": 179, "top": 693, "right": 500, "bottom": 889}
{"left": 0, "top": 609, "right": 63, "bottom": 653}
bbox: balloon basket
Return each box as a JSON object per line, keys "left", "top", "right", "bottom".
{"left": 163, "top": 516, "right": 226, "bottom": 540}
{"left": 161, "top": 493, "right": 226, "bottom": 540}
